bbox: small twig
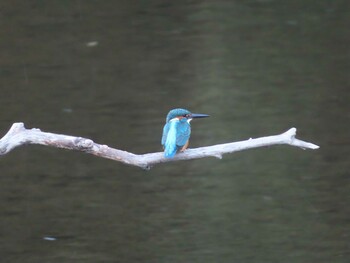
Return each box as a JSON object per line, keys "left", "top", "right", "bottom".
{"left": 0, "top": 122, "right": 319, "bottom": 170}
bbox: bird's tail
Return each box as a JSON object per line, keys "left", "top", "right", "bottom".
{"left": 164, "top": 144, "right": 177, "bottom": 158}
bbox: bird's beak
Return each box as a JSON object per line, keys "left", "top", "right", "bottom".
{"left": 191, "top": 113, "right": 210, "bottom": 119}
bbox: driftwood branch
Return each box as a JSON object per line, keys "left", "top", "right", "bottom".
{"left": 0, "top": 122, "right": 319, "bottom": 170}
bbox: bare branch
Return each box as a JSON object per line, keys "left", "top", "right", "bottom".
{"left": 0, "top": 123, "right": 319, "bottom": 170}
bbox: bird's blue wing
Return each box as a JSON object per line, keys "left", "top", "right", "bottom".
{"left": 161, "top": 123, "right": 170, "bottom": 146}
{"left": 162, "top": 121, "right": 178, "bottom": 158}
{"left": 176, "top": 122, "right": 191, "bottom": 146}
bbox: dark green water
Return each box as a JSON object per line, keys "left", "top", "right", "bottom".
{"left": 0, "top": 1, "right": 349, "bottom": 262}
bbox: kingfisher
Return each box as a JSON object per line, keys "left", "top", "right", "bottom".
{"left": 161, "top": 108, "right": 209, "bottom": 158}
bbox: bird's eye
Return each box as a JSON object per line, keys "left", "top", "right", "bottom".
{"left": 184, "top": 114, "right": 189, "bottom": 118}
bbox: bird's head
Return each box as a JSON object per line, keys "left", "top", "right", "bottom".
{"left": 165, "top": 108, "right": 209, "bottom": 123}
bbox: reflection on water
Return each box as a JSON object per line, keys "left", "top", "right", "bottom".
{"left": 0, "top": 1, "right": 349, "bottom": 262}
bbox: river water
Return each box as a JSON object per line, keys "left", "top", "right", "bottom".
{"left": 0, "top": 1, "right": 349, "bottom": 262}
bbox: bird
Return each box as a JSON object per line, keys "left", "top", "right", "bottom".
{"left": 161, "top": 108, "right": 209, "bottom": 158}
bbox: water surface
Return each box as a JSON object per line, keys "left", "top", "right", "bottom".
{"left": 0, "top": 1, "right": 349, "bottom": 262}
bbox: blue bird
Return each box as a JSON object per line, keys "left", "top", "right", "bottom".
{"left": 161, "top": 108, "right": 209, "bottom": 158}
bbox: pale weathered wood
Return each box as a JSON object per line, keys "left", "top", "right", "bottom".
{"left": 0, "top": 122, "right": 319, "bottom": 169}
